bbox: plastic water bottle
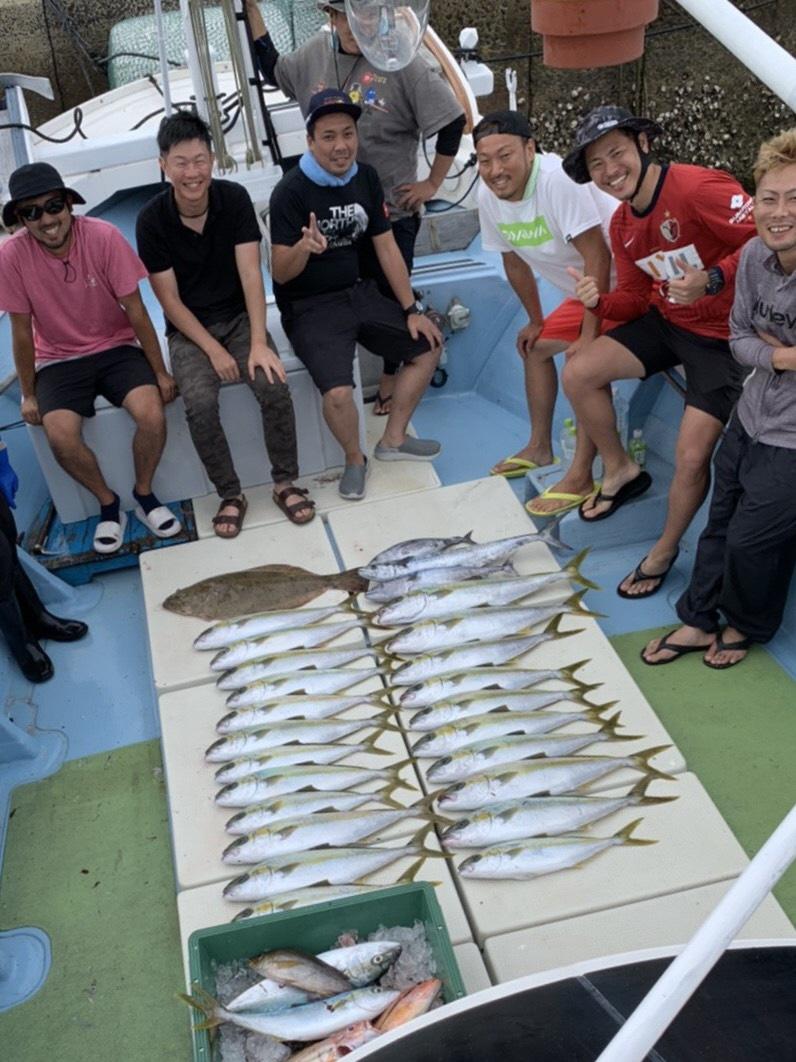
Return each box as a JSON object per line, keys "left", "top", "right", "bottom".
{"left": 560, "top": 417, "right": 577, "bottom": 469}
{"left": 612, "top": 384, "right": 629, "bottom": 451}
{"left": 629, "top": 428, "right": 647, "bottom": 469}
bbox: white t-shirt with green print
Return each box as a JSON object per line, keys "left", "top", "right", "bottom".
{"left": 478, "top": 151, "right": 617, "bottom": 295}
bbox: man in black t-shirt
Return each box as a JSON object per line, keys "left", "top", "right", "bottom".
{"left": 270, "top": 89, "right": 442, "bottom": 500}
{"left": 136, "top": 112, "right": 314, "bottom": 535}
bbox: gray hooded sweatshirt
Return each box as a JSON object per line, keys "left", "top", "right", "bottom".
{"left": 730, "top": 236, "right": 796, "bottom": 450}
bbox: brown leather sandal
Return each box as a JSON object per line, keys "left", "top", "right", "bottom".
{"left": 212, "top": 495, "right": 248, "bottom": 538}
{"left": 273, "top": 485, "right": 316, "bottom": 525}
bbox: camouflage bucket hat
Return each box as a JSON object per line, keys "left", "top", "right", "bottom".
{"left": 562, "top": 105, "right": 663, "bottom": 184}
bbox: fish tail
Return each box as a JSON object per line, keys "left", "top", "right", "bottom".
{"left": 373, "top": 709, "right": 402, "bottom": 731}
{"left": 583, "top": 699, "right": 619, "bottom": 718}
{"left": 178, "top": 986, "right": 222, "bottom": 1030}
{"left": 536, "top": 514, "right": 574, "bottom": 553}
{"left": 564, "top": 588, "right": 604, "bottom": 617}
{"left": 462, "top": 530, "right": 476, "bottom": 546}
{"left": 565, "top": 547, "right": 600, "bottom": 590}
{"left": 614, "top": 817, "right": 657, "bottom": 846}
{"left": 398, "top": 855, "right": 428, "bottom": 883}
{"left": 409, "top": 821, "right": 435, "bottom": 847}
{"left": 561, "top": 658, "right": 592, "bottom": 684}
{"left": 361, "top": 732, "right": 392, "bottom": 756}
{"left": 626, "top": 776, "right": 679, "bottom": 806}
{"left": 599, "top": 711, "right": 642, "bottom": 741}
{"left": 329, "top": 567, "right": 370, "bottom": 596}
{"left": 409, "top": 792, "right": 455, "bottom": 825}
{"left": 636, "top": 745, "right": 676, "bottom": 780}
{"left": 384, "top": 764, "right": 417, "bottom": 794}
{"left": 542, "top": 613, "right": 583, "bottom": 639}
{"left": 377, "top": 782, "right": 408, "bottom": 809}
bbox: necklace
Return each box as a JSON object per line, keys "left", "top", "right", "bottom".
{"left": 334, "top": 48, "right": 363, "bottom": 95}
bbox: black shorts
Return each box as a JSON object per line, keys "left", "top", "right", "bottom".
{"left": 280, "top": 279, "right": 430, "bottom": 395}
{"left": 607, "top": 308, "right": 744, "bottom": 425}
{"left": 35, "top": 345, "right": 157, "bottom": 419}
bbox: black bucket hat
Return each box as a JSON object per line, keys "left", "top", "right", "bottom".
{"left": 563, "top": 106, "right": 663, "bottom": 184}
{"left": 2, "top": 161, "right": 85, "bottom": 228}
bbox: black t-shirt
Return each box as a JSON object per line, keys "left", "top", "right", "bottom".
{"left": 269, "top": 162, "right": 391, "bottom": 310}
{"left": 135, "top": 179, "right": 261, "bottom": 334}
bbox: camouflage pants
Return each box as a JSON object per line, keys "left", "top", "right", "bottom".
{"left": 168, "top": 312, "right": 299, "bottom": 498}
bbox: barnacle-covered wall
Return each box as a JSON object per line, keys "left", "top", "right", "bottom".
{"left": 1, "top": 0, "right": 793, "bottom": 187}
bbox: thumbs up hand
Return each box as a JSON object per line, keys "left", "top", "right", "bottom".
{"left": 667, "top": 257, "right": 709, "bottom": 304}
{"left": 566, "top": 266, "right": 600, "bottom": 309}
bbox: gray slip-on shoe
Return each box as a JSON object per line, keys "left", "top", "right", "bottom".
{"left": 374, "top": 437, "right": 442, "bottom": 462}
{"left": 339, "top": 458, "right": 368, "bottom": 500}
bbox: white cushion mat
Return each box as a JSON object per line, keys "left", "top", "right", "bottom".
{"left": 483, "top": 877, "right": 795, "bottom": 983}
{"left": 453, "top": 941, "right": 492, "bottom": 994}
{"left": 161, "top": 678, "right": 471, "bottom": 945}
{"left": 140, "top": 519, "right": 341, "bottom": 693}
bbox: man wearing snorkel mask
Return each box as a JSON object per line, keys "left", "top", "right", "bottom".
{"left": 245, "top": 0, "right": 464, "bottom": 414}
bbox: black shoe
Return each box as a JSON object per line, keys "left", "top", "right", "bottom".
{"left": 13, "top": 566, "right": 88, "bottom": 641}
{"left": 0, "top": 596, "right": 54, "bottom": 683}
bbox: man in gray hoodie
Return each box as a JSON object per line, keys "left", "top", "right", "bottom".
{"left": 642, "top": 128, "right": 796, "bottom": 669}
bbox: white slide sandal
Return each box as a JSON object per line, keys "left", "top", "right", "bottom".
{"left": 134, "top": 504, "right": 182, "bottom": 539}
{"left": 93, "top": 511, "right": 128, "bottom": 554}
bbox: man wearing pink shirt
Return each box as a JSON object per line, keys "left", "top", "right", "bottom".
{"left": 0, "top": 163, "right": 180, "bottom": 553}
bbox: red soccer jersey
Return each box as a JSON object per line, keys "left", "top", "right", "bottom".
{"left": 595, "top": 163, "right": 756, "bottom": 339}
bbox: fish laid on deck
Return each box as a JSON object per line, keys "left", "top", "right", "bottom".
{"left": 410, "top": 703, "right": 620, "bottom": 752}
{"left": 396, "top": 660, "right": 597, "bottom": 708}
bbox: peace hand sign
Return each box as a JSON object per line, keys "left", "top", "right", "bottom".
{"left": 301, "top": 212, "right": 328, "bottom": 255}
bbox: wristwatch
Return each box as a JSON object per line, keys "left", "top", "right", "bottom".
{"left": 704, "top": 266, "right": 725, "bottom": 296}
{"left": 403, "top": 299, "right": 425, "bottom": 318}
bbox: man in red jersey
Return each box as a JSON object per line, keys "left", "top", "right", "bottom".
{"left": 561, "top": 106, "right": 756, "bottom": 599}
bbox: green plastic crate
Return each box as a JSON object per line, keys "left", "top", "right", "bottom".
{"left": 186, "top": 882, "right": 466, "bottom": 1060}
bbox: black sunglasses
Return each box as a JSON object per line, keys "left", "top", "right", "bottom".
{"left": 16, "top": 196, "right": 68, "bottom": 222}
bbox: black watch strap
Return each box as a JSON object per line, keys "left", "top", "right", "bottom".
{"left": 403, "top": 299, "right": 424, "bottom": 317}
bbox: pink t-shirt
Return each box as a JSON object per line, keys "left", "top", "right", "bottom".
{"left": 0, "top": 216, "right": 147, "bottom": 368}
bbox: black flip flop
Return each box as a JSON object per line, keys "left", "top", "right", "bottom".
{"left": 618, "top": 548, "right": 680, "bottom": 599}
{"left": 640, "top": 628, "right": 715, "bottom": 666}
{"left": 579, "top": 470, "right": 652, "bottom": 522}
{"left": 703, "top": 629, "right": 752, "bottom": 670}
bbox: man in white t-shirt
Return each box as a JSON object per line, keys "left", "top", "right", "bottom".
{"left": 475, "top": 111, "right": 619, "bottom": 516}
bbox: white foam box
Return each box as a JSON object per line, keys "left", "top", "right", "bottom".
{"left": 449, "top": 773, "right": 755, "bottom": 944}
{"left": 139, "top": 518, "right": 342, "bottom": 693}
{"left": 454, "top": 942, "right": 492, "bottom": 994}
{"left": 161, "top": 675, "right": 471, "bottom": 946}
{"left": 483, "top": 884, "right": 795, "bottom": 983}
{"left": 329, "top": 476, "right": 687, "bottom": 789}
{"left": 191, "top": 410, "right": 440, "bottom": 538}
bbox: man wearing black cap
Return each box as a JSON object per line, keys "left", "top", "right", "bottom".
{"left": 245, "top": 0, "right": 464, "bottom": 414}
{"left": 269, "top": 88, "right": 442, "bottom": 500}
{"left": 561, "top": 106, "right": 756, "bottom": 599}
{"left": 473, "top": 110, "right": 617, "bottom": 517}
{"left": 0, "top": 162, "right": 180, "bottom": 554}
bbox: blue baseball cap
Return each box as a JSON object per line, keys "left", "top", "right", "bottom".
{"left": 306, "top": 88, "right": 362, "bottom": 130}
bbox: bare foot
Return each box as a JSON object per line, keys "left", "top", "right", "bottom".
{"left": 619, "top": 544, "right": 678, "bottom": 597}
{"left": 580, "top": 460, "right": 643, "bottom": 520}
{"left": 641, "top": 624, "right": 715, "bottom": 664}
{"left": 703, "top": 626, "right": 750, "bottom": 669}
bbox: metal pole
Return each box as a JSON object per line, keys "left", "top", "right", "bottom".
{"left": 596, "top": 803, "right": 796, "bottom": 1062}
{"left": 674, "top": 0, "right": 796, "bottom": 111}
{"left": 153, "top": 0, "right": 173, "bottom": 116}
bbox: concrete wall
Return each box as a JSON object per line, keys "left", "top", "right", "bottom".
{"left": 2, "top": 0, "right": 793, "bottom": 185}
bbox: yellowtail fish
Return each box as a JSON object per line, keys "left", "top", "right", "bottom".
{"left": 368, "top": 533, "right": 476, "bottom": 566}
{"left": 247, "top": 948, "right": 351, "bottom": 996}
{"left": 359, "top": 530, "right": 570, "bottom": 581}
{"left": 181, "top": 984, "right": 399, "bottom": 1040}
{"left": 225, "top": 792, "right": 402, "bottom": 835}
{"left": 216, "top": 645, "right": 377, "bottom": 691}
{"left": 225, "top": 668, "right": 383, "bottom": 710}
{"left": 365, "top": 562, "right": 515, "bottom": 604}
{"left": 457, "top": 818, "right": 655, "bottom": 879}
{"left": 223, "top": 827, "right": 435, "bottom": 900}
{"left": 440, "top": 778, "right": 677, "bottom": 848}
{"left": 223, "top": 807, "right": 416, "bottom": 863}
{"left": 216, "top": 763, "right": 412, "bottom": 808}
{"left": 374, "top": 978, "right": 442, "bottom": 1031}
{"left": 207, "top": 714, "right": 394, "bottom": 762}
{"left": 289, "top": 1021, "right": 382, "bottom": 1061}
{"left": 213, "top": 737, "right": 390, "bottom": 785}
{"left": 232, "top": 884, "right": 387, "bottom": 920}
{"left": 210, "top": 620, "right": 362, "bottom": 671}
{"left": 408, "top": 691, "right": 611, "bottom": 733}
{"left": 250, "top": 942, "right": 401, "bottom": 990}
{"left": 397, "top": 660, "right": 597, "bottom": 708}
{"left": 384, "top": 591, "right": 596, "bottom": 655}
{"left": 216, "top": 696, "right": 381, "bottom": 733}
{"left": 194, "top": 605, "right": 347, "bottom": 650}
{"left": 372, "top": 549, "right": 596, "bottom": 626}
{"left": 436, "top": 746, "right": 674, "bottom": 810}
{"left": 426, "top": 716, "right": 639, "bottom": 783}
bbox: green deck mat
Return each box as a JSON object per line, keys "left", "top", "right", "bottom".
{"left": 611, "top": 627, "right": 796, "bottom": 926}
{"left": 0, "top": 740, "right": 190, "bottom": 1061}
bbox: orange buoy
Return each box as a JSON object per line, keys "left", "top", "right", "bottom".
{"left": 531, "top": 0, "right": 660, "bottom": 68}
